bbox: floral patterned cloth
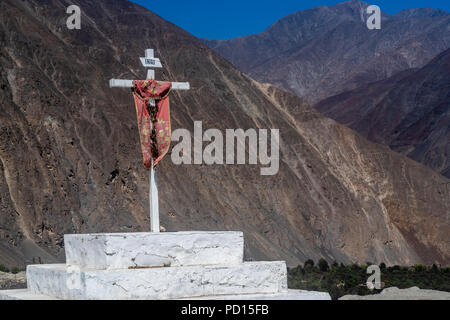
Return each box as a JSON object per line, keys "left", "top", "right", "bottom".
{"left": 132, "top": 80, "right": 172, "bottom": 169}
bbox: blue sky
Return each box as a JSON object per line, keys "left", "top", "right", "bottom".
{"left": 130, "top": 0, "right": 450, "bottom": 39}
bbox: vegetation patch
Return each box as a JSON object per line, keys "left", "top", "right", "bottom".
{"left": 0, "top": 264, "right": 23, "bottom": 274}
{"left": 288, "top": 259, "right": 450, "bottom": 300}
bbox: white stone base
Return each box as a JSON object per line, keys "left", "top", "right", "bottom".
{"left": 186, "top": 290, "right": 331, "bottom": 300}
{"left": 64, "top": 232, "right": 243, "bottom": 269}
{"left": 27, "top": 261, "right": 288, "bottom": 300}
{"left": 0, "top": 231, "right": 333, "bottom": 300}
{"left": 0, "top": 288, "right": 331, "bottom": 300}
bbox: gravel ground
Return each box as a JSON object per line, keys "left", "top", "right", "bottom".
{"left": 0, "top": 271, "right": 27, "bottom": 290}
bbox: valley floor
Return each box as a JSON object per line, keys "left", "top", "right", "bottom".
{"left": 288, "top": 262, "right": 450, "bottom": 300}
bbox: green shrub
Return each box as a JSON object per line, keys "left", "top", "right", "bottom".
{"left": 11, "top": 267, "right": 20, "bottom": 274}
{"left": 288, "top": 262, "right": 450, "bottom": 300}
{"left": 414, "top": 264, "right": 426, "bottom": 272}
{"left": 304, "top": 259, "right": 315, "bottom": 269}
{"left": 318, "top": 259, "right": 330, "bottom": 272}
{"left": 0, "top": 264, "right": 10, "bottom": 273}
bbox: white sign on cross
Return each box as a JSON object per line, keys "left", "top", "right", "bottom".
{"left": 109, "top": 49, "right": 190, "bottom": 233}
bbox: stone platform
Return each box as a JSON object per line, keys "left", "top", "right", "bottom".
{"left": 65, "top": 232, "right": 243, "bottom": 269}
{"left": 0, "top": 231, "right": 331, "bottom": 300}
{"left": 0, "top": 289, "right": 331, "bottom": 300}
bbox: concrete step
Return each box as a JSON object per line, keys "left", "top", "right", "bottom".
{"left": 27, "top": 261, "right": 288, "bottom": 300}
{"left": 64, "top": 231, "right": 244, "bottom": 269}
{"left": 0, "top": 288, "right": 331, "bottom": 300}
{"left": 184, "top": 290, "right": 331, "bottom": 300}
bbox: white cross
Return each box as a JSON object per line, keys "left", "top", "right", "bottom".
{"left": 109, "top": 49, "right": 190, "bottom": 233}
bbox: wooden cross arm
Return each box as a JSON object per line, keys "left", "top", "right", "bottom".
{"left": 109, "top": 79, "right": 190, "bottom": 90}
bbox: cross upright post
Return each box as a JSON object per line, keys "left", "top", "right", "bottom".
{"left": 109, "top": 49, "right": 190, "bottom": 233}
{"left": 144, "top": 49, "right": 159, "bottom": 233}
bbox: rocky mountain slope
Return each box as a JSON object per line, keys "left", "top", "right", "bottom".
{"left": 0, "top": 0, "right": 449, "bottom": 268}
{"left": 315, "top": 49, "right": 450, "bottom": 178}
{"left": 204, "top": 0, "right": 450, "bottom": 104}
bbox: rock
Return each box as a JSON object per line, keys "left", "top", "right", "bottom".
{"left": 339, "top": 287, "right": 450, "bottom": 300}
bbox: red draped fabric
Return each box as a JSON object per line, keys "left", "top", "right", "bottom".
{"left": 132, "top": 80, "right": 172, "bottom": 169}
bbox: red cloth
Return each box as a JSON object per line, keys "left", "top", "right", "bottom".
{"left": 132, "top": 80, "right": 172, "bottom": 169}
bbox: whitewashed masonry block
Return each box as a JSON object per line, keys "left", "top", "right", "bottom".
{"left": 64, "top": 232, "right": 243, "bottom": 269}
{"left": 27, "top": 261, "right": 288, "bottom": 300}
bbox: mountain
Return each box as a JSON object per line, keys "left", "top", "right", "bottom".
{"left": 0, "top": 0, "right": 449, "bottom": 268}
{"left": 203, "top": 0, "right": 450, "bottom": 104}
{"left": 315, "top": 49, "right": 450, "bottom": 178}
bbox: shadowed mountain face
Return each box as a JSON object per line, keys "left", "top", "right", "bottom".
{"left": 315, "top": 49, "right": 450, "bottom": 178}
{"left": 0, "top": 0, "right": 449, "bottom": 268}
{"left": 203, "top": 1, "right": 450, "bottom": 104}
